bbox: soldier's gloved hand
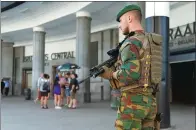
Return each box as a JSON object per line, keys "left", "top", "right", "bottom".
{"left": 99, "top": 66, "right": 114, "bottom": 79}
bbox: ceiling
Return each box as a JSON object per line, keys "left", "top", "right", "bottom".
{"left": 1, "top": 2, "right": 69, "bottom": 23}
{"left": 1, "top": 1, "right": 25, "bottom": 12}
{"left": 1, "top": 2, "right": 184, "bottom": 45}
{"left": 1, "top": 1, "right": 127, "bottom": 44}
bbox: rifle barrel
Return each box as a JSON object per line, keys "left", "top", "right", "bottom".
{"left": 78, "top": 75, "right": 91, "bottom": 84}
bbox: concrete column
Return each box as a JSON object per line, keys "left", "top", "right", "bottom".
{"left": 32, "top": 27, "right": 46, "bottom": 99}
{"left": 1, "top": 42, "right": 14, "bottom": 96}
{"left": 19, "top": 47, "right": 25, "bottom": 95}
{"left": 145, "top": 2, "right": 171, "bottom": 129}
{"left": 76, "top": 11, "right": 91, "bottom": 103}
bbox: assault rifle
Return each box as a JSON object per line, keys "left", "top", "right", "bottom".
{"left": 78, "top": 32, "right": 135, "bottom": 84}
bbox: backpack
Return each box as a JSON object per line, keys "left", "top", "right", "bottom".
{"left": 43, "top": 81, "right": 49, "bottom": 91}
{"left": 138, "top": 33, "right": 163, "bottom": 88}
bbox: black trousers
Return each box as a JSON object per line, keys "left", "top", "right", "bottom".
{"left": 4, "top": 88, "right": 9, "bottom": 96}
{"left": 1, "top": 86, "right": 4, "bottom": 95}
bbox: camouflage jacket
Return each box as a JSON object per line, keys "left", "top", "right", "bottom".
{"left": 113, "top": 31, "right": 145, "bottom": 86}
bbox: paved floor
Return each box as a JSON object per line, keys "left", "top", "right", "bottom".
{"left": 1, "top": 96, "right": 195, "bottom": 130}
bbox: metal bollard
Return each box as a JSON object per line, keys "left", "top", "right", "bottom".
{"left": 101, "top": 86, "right": 104, "bottom": 101}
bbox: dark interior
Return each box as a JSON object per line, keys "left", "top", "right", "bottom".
{"left": 170, "top": 61, "right": 195, "bottom": 105}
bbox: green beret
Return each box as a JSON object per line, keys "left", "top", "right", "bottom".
{"left": 116, "top": 4, "right": 141, "bottom": 22}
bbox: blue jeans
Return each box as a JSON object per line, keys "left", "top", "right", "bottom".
{"left": 65, "top": 88, "right": 71, "bottom": 97}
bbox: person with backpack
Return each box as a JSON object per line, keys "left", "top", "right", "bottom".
{"left": 98, "top": 4, "right": 162, "bottom": 130}
{"left": 38, "top": 73, "right": 50, "bottom": 109}
{"left": 68, "top": 73, "right": 79, "bottom": 109}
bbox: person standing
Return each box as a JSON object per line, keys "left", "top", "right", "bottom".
{"left": 1, "top": 79, "right": 5, "bottom": 95}
{"left": 4, "top": 80, "right": 10, "bottom": 96}
{"left": 34, "top": 73, "right": 44, "bottom": 103}
{"left": 64, "top": 72, "right": 71, "bottom": 106}
{"left": 38, "top": 74, "right": 50, "bottom": 109}
{"left": 58, "top": 73, "right": 66, "bottom": 106}
{"left": 53, "top": 77, "right": 62, "bottom": 109}
{"left": 99, "top": 5, "right": 162, "bottom": 130}
{"left": 68, "top": 73, "right": 79, "bottom": 109}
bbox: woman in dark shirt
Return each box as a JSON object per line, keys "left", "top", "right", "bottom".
{"left": 68, "top": 73, "right": 79, "bottom": 109}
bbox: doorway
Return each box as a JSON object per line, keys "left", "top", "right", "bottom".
{"left": 170, "top": 61, "right": 195, "bottom": 105}
{"left": 26, "top": 71, "right": 32, "bottom": 89}
{"left": 22, "top": 68, "right": 32, "bottom": 95}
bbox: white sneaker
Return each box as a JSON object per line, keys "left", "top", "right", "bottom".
{"left": 55, "top": 106, "right": 62, "bottom": 109}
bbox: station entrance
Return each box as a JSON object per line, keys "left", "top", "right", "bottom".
{"left": 170, "top": 61, "right": 195, "bottom": 105}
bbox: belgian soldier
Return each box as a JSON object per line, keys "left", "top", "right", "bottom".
{"left": 99, "top": 4, "right": 162, "bottom": 130}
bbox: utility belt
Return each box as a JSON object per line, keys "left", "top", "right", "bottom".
{"left": 109, "top": 79, "right": 150, "bottom": 92}
{"left": 120, "top": 84, "right": 153, "bottom": 95}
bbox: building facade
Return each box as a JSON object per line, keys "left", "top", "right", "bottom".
{"left": 1, "top": 2, "right": 195, "bottom": 104}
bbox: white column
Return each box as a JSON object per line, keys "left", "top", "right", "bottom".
{"left": 145, "top": 2, "right": 170, "bottom": 18}
{"left": 32, "top": 26, "right": 46, "bottom": 99}
{"left": 76, "top": 11, "right": 92, "bottom": 103}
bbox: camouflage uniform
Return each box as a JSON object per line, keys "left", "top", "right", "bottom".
{"left": 100, "top": 5, "right": 161, "bottom": 130}
{"left": 113, "top": 31, "right": 157, "bottom": 130}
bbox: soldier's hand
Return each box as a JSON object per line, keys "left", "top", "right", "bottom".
{"left": 99, "top": 66, "right": 114, "bottom": 79}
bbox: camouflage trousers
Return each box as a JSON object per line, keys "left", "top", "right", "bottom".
{"left": 115, "top": 92, "right": 157, "bottom": 130}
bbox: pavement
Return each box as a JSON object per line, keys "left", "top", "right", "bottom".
{"left": 1, "top": 96, "right": 195, "bottom": 130}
